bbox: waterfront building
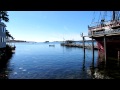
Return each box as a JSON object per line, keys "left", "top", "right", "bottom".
{"left": 88, "top": 11, "right": 120, "bottom": 59}
{"left": 0, "top": 21, "right": 6, "bottom": 49}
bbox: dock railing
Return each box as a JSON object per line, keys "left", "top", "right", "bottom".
{"left": 88, "top": 20, "right": 120, "bottom": 37}
{"left": 88, "top": 28, "right": 120, "bottom": 37}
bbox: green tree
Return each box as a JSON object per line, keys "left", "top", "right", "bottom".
{"left": 6, "top": 30, "right": 14, "bottom": 40}
{"left": 0, "top": 11, "right": 9, "bottom": 22}
{"left": 1, "top": 11, "right": 14, "bottom": 40}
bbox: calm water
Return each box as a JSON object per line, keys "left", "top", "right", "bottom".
{"left": 1, "top": 42, "right": 119, "bottom": 79}
{"left": 0, "top": 43, "right": 120, "bottom": 79}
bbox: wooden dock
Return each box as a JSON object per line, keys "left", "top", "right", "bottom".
{"left": 61, "top": 43, "right": 98, "bottom": 50}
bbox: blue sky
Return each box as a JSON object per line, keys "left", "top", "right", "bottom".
{"left": 5, "top": 11, "right": 112, "bottom": 42}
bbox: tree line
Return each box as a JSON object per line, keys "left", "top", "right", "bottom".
{"left": 0, "top": 11, "right": 14, "bottom": 40}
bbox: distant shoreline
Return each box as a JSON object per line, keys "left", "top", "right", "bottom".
{"left": 7, "top": 40, "right": 27, "bottom": 42}
{"left": 7, "top": 40, "right": 96, "bottom": 43}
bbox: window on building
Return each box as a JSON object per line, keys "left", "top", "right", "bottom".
{"left": 4, "top": 27, "right": 6, "bottom": 33}
{"left": 1, "top": 37, "right": 2, "bottom": 42}
{"left": 3, "top": 37, "right": 4, "bottom": 42}
{"left": 0, "top": 27, "right": 2, "bottom": 32}
{"left": 3, "top": 27, "right": 4, "bottom": 32}
{"left": 1, "top": 37, "right": 3, "bottom": 42}
{"left": 2, "top": 27, "right": 3, "bottom": 32}
{"left": 3, "top": 27, "right": 5, "bottom": 33}
{"left": 1, "top": 26, "right": 5, "bottom": 33}
{"left": 4, "top": 38, "right": 6, "bottom": 42}
{"left": 2, "top": 37, "right": 4, "bottom": 42}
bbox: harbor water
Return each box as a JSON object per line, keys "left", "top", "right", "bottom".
{"left": 0, "top": 42, "right": 120, "bottom": 79}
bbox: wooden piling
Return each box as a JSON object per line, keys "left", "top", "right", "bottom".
{"left": 118, "top": 51, "right": 120, "bottom": 60}
{"left": 82, "top": 33, "right": 86, "bottom": 71}
{"left": 83, "top": 50, "right": 85, "bottom": 71}
{"left": 104, "top": 35, "right": 107, "bottom": 65}
{"left": 83, "top": 36, "right": 85, "bottom": 53}
{"left": 118, "top": 50, "right": 120, "bottom": 66}
{"left": 92, "top": 36, "right": 94, "bottom": 67}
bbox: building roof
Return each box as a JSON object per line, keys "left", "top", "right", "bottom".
{"left": 0, "top": 22, "right": 6, "bottom": 27}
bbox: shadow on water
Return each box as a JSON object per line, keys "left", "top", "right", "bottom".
{"left": 80, "top": 50, "right": 87, "bottom": 79}
{"left": 64, "top": 46, "right": 79, "bottom": 52}
{"left": 87, "top": 56, "right": 120, "bottom": 79}
{"left": 0, "top": 50, "right": 15, "bottom": 79}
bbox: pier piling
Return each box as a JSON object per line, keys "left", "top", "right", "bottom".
{"left": 118, "top": 50, "right": 120, "bottom": 66}
{"left": 118, "top": 51, "right": 120, "bottom": 60}
{"left": 82, "top": 36, "right": 85, "bottom": 53}
{"left": 104, "top": 35, "right": 107, "bottom": 66}
{"left": 92, "top": 36, "right": 94, "bottom": 67}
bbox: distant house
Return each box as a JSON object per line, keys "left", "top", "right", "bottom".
{"left": 0, "top": 21, "right": 6, "bottom": 48}
{"left": 44, "top": 41, "right": 49, "bottom": 43}
{"left": 64, "top": 40, "right": 75, "bottom": 44}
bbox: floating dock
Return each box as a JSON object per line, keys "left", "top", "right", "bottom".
{"left": 61, "top": 43, "right": 98, "bottom": 50}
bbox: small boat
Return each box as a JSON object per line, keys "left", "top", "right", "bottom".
{"left": 49, "top": 45, "right": 55, "bottom": 47}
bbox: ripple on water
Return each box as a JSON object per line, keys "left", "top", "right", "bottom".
{"left": 19, "top": 67, "right": 23, "bottom": 70}
{"left": 8, "top": 43, "right": 99, "bottom": 79}
{"left": 13, "top": 72, "right": 17, "bottom": 75}
{"left": 22, "top": 69, "right": 27, "bottom": 72}
{"left": 32, "top": 57, "right": 38, "bottom": 59}
{"left": 33, "top": 61, "right": 37, "bottom": 63}
{"left": 27, "top": 72, "right": 30, "bottom": 74}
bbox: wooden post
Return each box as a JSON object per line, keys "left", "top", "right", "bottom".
{"left": 83, "top": 36, "right": 85, "bottom": 53}
{"left": 81, "top": 33, "right": 85, "bottom": 52}
{"left": 104, "top": 35, "right": 107, "bottom": 65}
{"left": 92, "top": 36, "right": 94, "bottom": 67}
{"left": 82, "top": 50, "right": 85, "bottom": 71}
{"left": 92, "top": 36, "right": 94, "bottom": 62}
{"left": 81, "top": 33, "right": 86, "bottom": 71}
{"left": 91, "top": 42, "right": 95, "bottom": 79}
{"left": 118, "top": 50, "right": 120, "bottom": 66}
{"left": 118, "top": 51, "right": 120, "bottom": 60}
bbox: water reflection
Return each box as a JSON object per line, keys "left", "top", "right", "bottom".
{"left": 1, "top": 43, "right": 120, "bottom": 79}
{"left": 0, "top": 51, "right": 14, "bottom": 79}
{"left": 64, "top": 46, "right": 75, "bottom": 52}
{"left": 87, "top": 56, "right": 120, "bottom": 79}
{"left": 82, "top": 52, "right": 85, "bottom": 71}
{"left": 80, "top": 50, "right": 87, "bottom": 79}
